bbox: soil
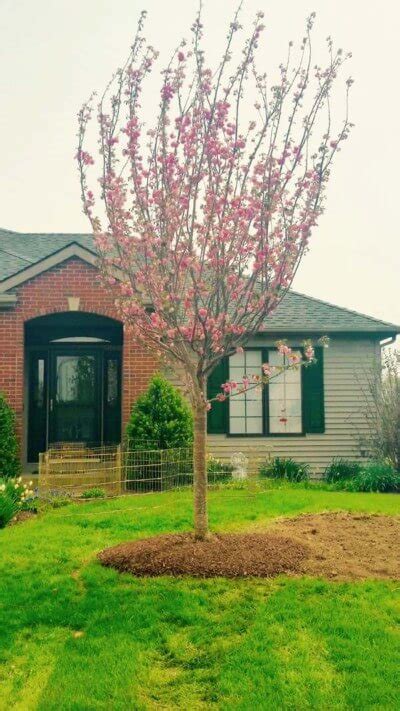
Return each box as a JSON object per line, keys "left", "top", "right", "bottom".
{"left": 99, "top": 512, "right": 400, "bottom": 581}
{"left": 9, "top": 510, "right": 37, "bottom": 526}
{"left": 272, "top": 511, "right": 400, "bottom": 581}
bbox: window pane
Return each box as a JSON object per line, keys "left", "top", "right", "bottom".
{"left": 229, "top": 367, "right": 248, "bottom": 380}
{"left": 230, "top": 418, "right": 246, "bottom": 434}
{"left": 229, "top": 349, "right": 263, "bottom": 434}
{"left": 269, "top": 383, "right": 300, "bottom": 400}
{"left": 107, "top": 359, "right": 118, "bottom": 405}
{"left": 56, "top": 355, "right": 95, "bottom": 404}
{"left": 285, "top": 400, "right": 302, "bottom": 417}
{"left": 229, "top": 352, "right": 245, "bottom": 368}
{"left": 245, "top": 350, "right": 263, "bottom": 367}
{"left": 246, "top": 400, "right": 263, "bottom": 417}
{"left": 269, "top": 417, "right": 286, "bottom": 433}
{"left": 36, "top": 359, "right": 45, "bottom": 408}
{"left": 246, "top": 387, "right": 262, "bottom": 401}
{"left": 269, "top": 399, "right": 301, "bottom": 417}
{"left": 269, "top": 350, "right": 302, "bottom": 433}
{"left": 230, "top": 400, "right": 246, "bottom": 417}
{"left": 246, "top": 417, "right": 263, "bottom": 434}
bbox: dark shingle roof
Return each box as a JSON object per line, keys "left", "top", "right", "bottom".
{"left": 0, "top": 228, "right": 398, "bottom": 335}
{"left": 0, "top": 228, "right": 95, "bottom": 281}
{"left": 261, "top": 290, "right": 399, "bottom": 334}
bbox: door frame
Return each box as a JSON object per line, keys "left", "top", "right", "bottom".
{"left": 26, "top": 344, "right": 122, "bottom": 462}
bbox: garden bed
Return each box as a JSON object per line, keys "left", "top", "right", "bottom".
{"left": 273, "top": 511, "right": 400, "bottom": 580}
{"left": 99, "top": 532, "right": 308, "bottom": 577}
{"left": 99, "top": 512, "right": 400, "bottom": 580}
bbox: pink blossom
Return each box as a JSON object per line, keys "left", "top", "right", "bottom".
{"left": 277, "top": 343, "right": 292, "bottom": 357}
{"left": 76, "top": 150, "right": 94, "bottom": 166}
{"left": 161, "top": 84, "right": 174, "bottom": 101}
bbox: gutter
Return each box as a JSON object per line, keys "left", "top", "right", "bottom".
{"left": 380, "top": 336, "right": 396, "bottom": 347}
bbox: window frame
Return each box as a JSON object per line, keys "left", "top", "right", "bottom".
{"left": 227, "top": 346, "right": 307, "bottom": 438}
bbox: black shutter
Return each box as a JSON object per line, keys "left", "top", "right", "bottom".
{"left": 302, "top": 347, "right": 325, "bottom": 433}
{"left": 207, "top": 358, "right": 229, "bottom": 434}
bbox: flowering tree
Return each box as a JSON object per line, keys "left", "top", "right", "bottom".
{"left": 77, "top": 8, "right": 352, "bottom": 539}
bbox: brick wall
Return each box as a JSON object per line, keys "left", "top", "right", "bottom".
{"left": 0, "top": 257, "right": 159, "bottom": 462}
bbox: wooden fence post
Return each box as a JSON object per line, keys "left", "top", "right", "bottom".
{"left": 116, "top": 445, "right": 122, "bottom": 495}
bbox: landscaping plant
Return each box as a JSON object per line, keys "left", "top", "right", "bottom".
{"left": 81, "top": 487, "right": 107, "bottom": 499}
{"left": 0, "top": 476, "right": 34, "bottom": 528}
{"left": 206, "top": 455, "right": 234, "bottom": 484}
{"left": 77, "top": 7, "right": 352, "bottom": 537}
{"left": 126, "top": 374, "right": 193, "bottom": 450}
{"left": 344, "top": 461, "right": 400, "bottom": 493}
{"left": 0, "top": 392, "right": 20, "bottom": 479}
{"left": 259, "top": 456, "right": 310, "bottom": 482}
{"left": 324, "top": 457, "right": 362, "bottom": 483}
{"left": 362, "top": 349, "right": 400, "bottom": 470}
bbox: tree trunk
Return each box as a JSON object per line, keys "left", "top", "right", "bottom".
{"left": 193, "top": 401, "right": 208, "bottom": 540}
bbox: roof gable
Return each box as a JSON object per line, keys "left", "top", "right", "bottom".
{"left": 0, "top": 241, "right": 99, "bottom": 293}
{"left": 0, "top": 229, "right": 96, "bottom": 282}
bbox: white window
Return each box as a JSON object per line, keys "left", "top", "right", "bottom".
{"left": 227, "top": 348, "right": 303, "bottom": 435}
{"left": 229, "top": 350, "right": 263, "bottom": 434}
{"left": 268, "top": 351, "right": 302, "bottom": 433}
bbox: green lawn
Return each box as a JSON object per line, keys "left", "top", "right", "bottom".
{"left": 0, "top": 483, "right": 399, "bottom": 710}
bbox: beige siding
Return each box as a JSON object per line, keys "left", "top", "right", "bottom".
{"left": 166, "top": 336, "right": 381, "bottom": 477}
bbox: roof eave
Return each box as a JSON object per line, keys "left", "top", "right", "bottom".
{"left": 258, "top": 328, "right": 400, "bottom": 337}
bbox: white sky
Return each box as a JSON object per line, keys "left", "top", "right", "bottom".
{"left": 1, "top": 0, "right": 399, "bottom": 329}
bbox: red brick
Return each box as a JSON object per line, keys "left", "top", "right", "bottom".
{"left": 0, "top": 257, "right": 159, "bottom": 459}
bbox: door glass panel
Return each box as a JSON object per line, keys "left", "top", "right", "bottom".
{"left": 36, "top": 359, "right": 45, "bottom": 408}
{"left": 53, "top": 354, "right": 98, "bottom": 443}
{"left": 103, "top": 354, "right": 121, "bottom": 444}
{"left": 28, "top": 353, "right": 47, "bottom": 462}
{"left": 106, "top": 358, "right": 118, "bottom": 405}
{"left": 56, "top": 355, "right": 95, "bottom": 404}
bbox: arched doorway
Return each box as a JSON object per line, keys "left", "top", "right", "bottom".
{"left": 25, "top": 312, "right": 123, "bottom": 462}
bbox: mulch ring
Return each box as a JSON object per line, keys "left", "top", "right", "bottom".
{"left": 98, "top": 532, "right": 308, "bottom": 578}
{"left": 98, "top": 512, "right": 400, "bottom": 581}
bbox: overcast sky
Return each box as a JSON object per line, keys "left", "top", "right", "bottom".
{"left": 1, "top": 0, "right": 399, "bottom": 328}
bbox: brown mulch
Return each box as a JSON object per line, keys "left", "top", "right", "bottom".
{"left": 98, "top": 512, "right": 400, "bottom": 581}
{"left": 98, "top": 532, "right": 308, "bottom": 578}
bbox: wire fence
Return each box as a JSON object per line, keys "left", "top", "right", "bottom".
{"left": 38, "top": 442, "right": 237, "bottom": 499}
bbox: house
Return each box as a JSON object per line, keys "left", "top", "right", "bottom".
{"left": 0, "top": 227, "right": 398, "bottom": 475}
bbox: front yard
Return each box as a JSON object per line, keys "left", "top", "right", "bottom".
{"left": 0, "top": 483, "right": 399, "bottom": 709}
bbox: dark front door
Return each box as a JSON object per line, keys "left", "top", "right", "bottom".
{"left": 27, "top": 347, "right": 122, "bottom": 461}
{"left": 49, "top": 349, "right": 101, "bottom": 445}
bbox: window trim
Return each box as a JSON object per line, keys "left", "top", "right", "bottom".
{"left": 227, "top": 346, "right": 307, "bottom": 438}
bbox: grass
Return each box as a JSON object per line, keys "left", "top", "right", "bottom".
{"left": 0, "top": 482, "right": 399, "bottom": 710}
